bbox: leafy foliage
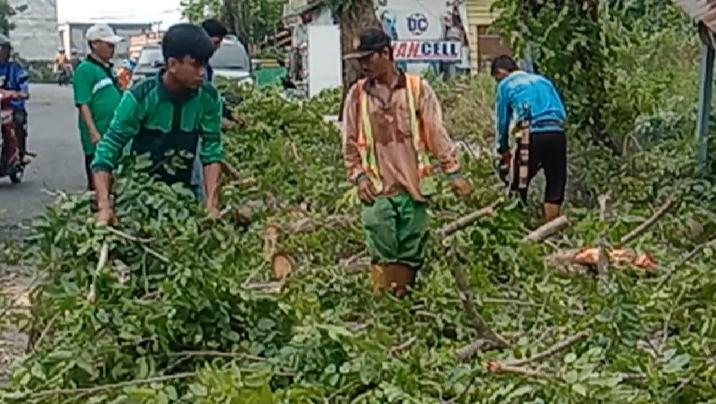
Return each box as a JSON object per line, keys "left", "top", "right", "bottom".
{"left": 3, "top": 8, "right": 716, "bottom": 401}
{"left": 180, "top": 0, "right": 284, "bottom": 45}
{"left": 0, "top": 0, "right": 27, "bottom": 37}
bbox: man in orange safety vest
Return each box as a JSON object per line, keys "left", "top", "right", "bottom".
{"left": 341, "top": 28, "right": 472, "bottom": 298}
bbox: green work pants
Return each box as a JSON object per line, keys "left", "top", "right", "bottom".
{"left": 361, "top": 193, "right": 430, "bottom": 268}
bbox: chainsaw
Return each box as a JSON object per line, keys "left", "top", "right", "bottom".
{"left": 494, "top": 104, "right": 531, "bottom": 189}
{"left": 494, "top": 151, "right": 511, "bottom": 186}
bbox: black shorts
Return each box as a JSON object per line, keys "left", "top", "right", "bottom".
{"left": 84, "top": 153, "right": 94, "bottom": 191}
{"left": 510, "top": 130, "right": 567, "bottom": 204}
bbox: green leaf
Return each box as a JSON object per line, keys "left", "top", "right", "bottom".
{"left": 572, "top": 383, "right": 588, "bottom": 396}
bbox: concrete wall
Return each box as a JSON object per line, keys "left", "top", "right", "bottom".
{"left": 9, "top": 0, "right": 59, "bottom": 60}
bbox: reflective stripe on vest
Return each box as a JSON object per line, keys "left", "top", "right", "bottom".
{"left": 357, "top": 74, "right": 437, "bottom": 196}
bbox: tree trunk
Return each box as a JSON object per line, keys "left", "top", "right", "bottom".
{"left": 336, "top": 0, "right": 380, "bottom": 121}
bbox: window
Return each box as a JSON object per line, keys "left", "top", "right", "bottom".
{"left": 136, "top": 41, "right": 250, "bottom": 71}
{"left": 210, "top": 41, "right": 249, "bottom": 71}
{"left": 136, "top": 46, "right": 162, "bottom": 68}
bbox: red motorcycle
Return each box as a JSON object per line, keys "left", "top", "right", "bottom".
{"left": 0, "top": 89, "right": 27, "bottom": 183}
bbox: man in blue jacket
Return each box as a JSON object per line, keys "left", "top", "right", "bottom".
{"left": 0, "top": 36, "right": 30, "bottom": 163}
{"left": 491, "top": 55, "right": 566, "bottom": 222}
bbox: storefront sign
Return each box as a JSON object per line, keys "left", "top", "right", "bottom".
{"left": 392, "top": 40, "right": 462, "bottom": 62}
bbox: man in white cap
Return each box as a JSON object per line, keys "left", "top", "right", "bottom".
{"left": 72, "top": 24, "right": 124, "bottom": 190}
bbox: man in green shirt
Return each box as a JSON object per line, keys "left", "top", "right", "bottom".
{"left": 73, "top": 24, "right": 124, "bottom": 190}
{"left": 91, "top": 23, "right": 224, "bottom": 224}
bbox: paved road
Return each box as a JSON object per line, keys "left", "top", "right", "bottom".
{"left": 0, "top": 84, "right": 85, "bottom": 241}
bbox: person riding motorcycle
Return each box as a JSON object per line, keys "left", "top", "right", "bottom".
{"left": 0, "top": 36, "right": 30, "bottom": 163}
{"left": 55, "top": 48, "right": 72, "bottom": 75}
{"left": 116, "top": 58, "right": 135, "bottom": 90}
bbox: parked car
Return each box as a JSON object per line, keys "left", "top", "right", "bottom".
{"left": 130, "top": 35, "right": 253, "bottom": 86}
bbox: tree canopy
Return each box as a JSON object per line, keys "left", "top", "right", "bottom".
{"left": 180, "top": 0, "right": 284, "bottom": 46}
{"left": 0, "top": 1, "right": 27, "bottom": 37}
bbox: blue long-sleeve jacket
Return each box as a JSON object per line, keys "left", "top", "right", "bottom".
{"left": 495, "top": 71, "right": 565, "bottom": 153}
{"left": 0, "top": 62, "right": 29, "bottom": 110}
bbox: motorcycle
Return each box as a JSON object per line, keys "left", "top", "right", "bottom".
{"left": 0, "top": 90, "right": 29, "bottom": 183}
{"left": 57, "top": 69, "right": 71, "bottom": 86}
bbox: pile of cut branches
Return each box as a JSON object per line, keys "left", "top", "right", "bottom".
{"left": 0, "top": 83, "right": 715, "bottom": 403}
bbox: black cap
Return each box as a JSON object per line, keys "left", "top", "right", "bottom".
{"left": 343, "top": 28, "right": 391, "bottom": 60}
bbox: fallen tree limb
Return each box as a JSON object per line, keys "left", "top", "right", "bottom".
{"left": 619, "top": 197, "right": 677, "bottom": 245}
{"left": 522, "top": 216, "right": 570, "bottom": 242}
{"left": 290, "top": 141, "right": 302, "bottom": 163}
{"left": 387, "top": 336, "right": 416, "bottom": 356}
{"left": 283, "top": 214, "right": 358, "bottom": 234}
{"left": 482, "top": 330, "right": 591, "bottom": 380}
{"left": 655, "top": 235, "right": 716, "bottom": 292}
{"left": 452, "top": 261, "right": 510, "bottom": 361}
{"left": 502, "top": 329, "right": 591, "bottom": 367}
{"left": 87, "top": 242, "right": 110, "bottom": 303}
{"left": 270, "top": 252, "right": 311, "bottom": 279}
{"left": 221, "top": 161, "right": 242, "bottom": 180}
{"left": 676, "top": 236, "right": 716, "bottom": 267}
{"left": 455, "top": 339, "right": 493, "bottom": 361}
{"left": 25, "top": 372, "right": 196, "bottom": 399}
{"left": 436, "top": 198, "right": 504, "bottom": 239}
{"left": 547, "top": 248, "right": 656, "bottom": 273}
{"left": 451, "top": 265, "right": 509, "bottom": 348}
{"left": 433, "top": 200, "right": 512, "bottom": 358}
{"left": 101, "top": 226, "right": 171, "bottom": 264}
{"left": 484, "top": 362, "right": 554, "bottom": 379}
{"left": 106, "top": 227, "right": 155, "bottom": 243}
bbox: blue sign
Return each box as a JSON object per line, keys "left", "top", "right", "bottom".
{"left": 406, "top": 13, "right": 429, "bottom": 36}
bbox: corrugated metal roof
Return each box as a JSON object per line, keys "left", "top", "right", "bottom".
{"left": 672, "top": 0, "right": 716, "bottom": 33}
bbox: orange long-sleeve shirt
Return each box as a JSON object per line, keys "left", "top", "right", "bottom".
{"left": 341, "top": 72, "right": 460, "bottom": 202}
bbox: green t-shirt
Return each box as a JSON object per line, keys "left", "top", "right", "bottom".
{"left": 72, "top": 57, "right": 123, "bottom": 155}
{"left": 91, "top": 71, "right": 224, "bottom": 187}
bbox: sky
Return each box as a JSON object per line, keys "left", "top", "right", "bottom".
{"left": 57, "top": 0, "right": 185, "bottom": 29}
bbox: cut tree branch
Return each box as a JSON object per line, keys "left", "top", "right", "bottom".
{"left": 483, "top": 329, "right": 591, "bottom": 380}
{"left": 522, "top": 216, "right": 570, "bottom": 242}
{"left": 436, "top": 198, "right": 504, "bottom": 239}
{"left": 106, "top": 227, "right": 155, "bottom": 243}
{"left": 455, "top": 339, "right": 492, "bottom": 361}
{"left": 26, "top": 372, "right": 196, "bottom": 399}
{"left": 221, "top": 161, "right": 242, "bottom": 180}
{"left": 501, "top": 329, "right": 591, "bottom": 367}
{"left": 387, "top": 336, "right": 416, "bottom": 356}
{"left": 452, "top": 265, "right": 509, "bottom": 347}
{"left": 103, "top": 226, "right": 169, "bottom": 263}
{"left": 87, "top": 242, "right": 110, "bottom": 303}
{"left": 676, "top": 236, "right": 716, "bottom": 267}
{"left": 484, "top": 362, "right": 554, "bottom": 379}
{"left": 283, "top": 214, "right": 359, "bottom": 234}
{"left": 619, "top": 197, "right": 677, "bottom": 245}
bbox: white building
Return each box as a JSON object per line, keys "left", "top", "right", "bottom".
{"left": 58, "top": 22, "right": 155, "bottom": 61}
{"left": 9, "top": 0, "right": 59, "bottom": 60}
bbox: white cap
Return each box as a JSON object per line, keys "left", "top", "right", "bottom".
{"left": 85, "top": 24, "right": 124, "bottom": 44}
